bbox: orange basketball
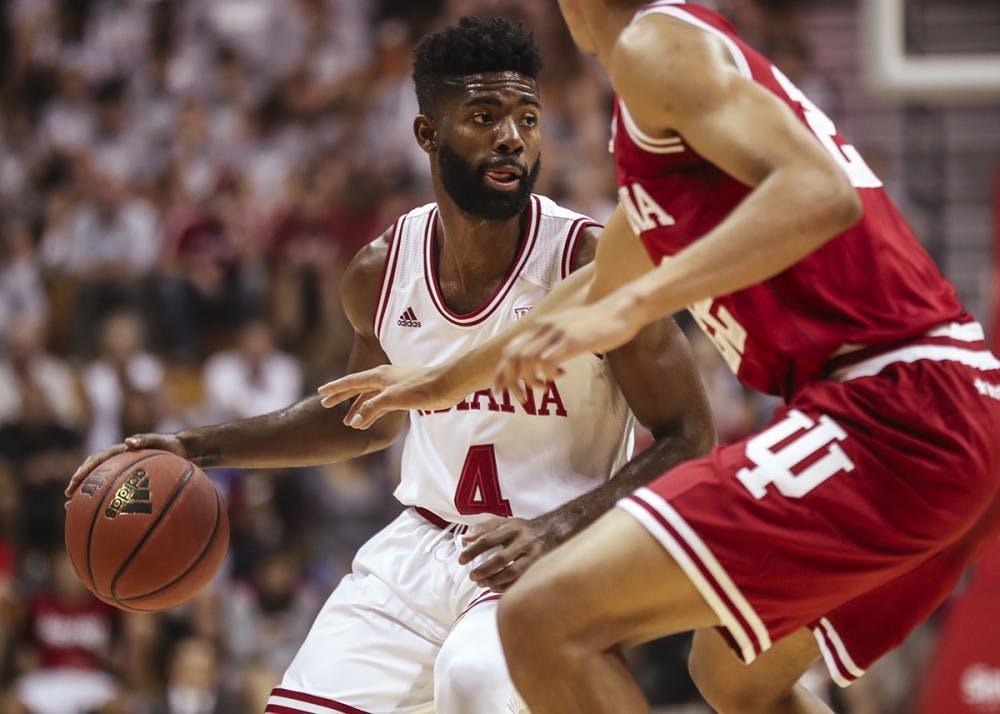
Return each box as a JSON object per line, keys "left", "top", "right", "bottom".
{"left": 65, "top": 449, "right": 229, "bottom": 612}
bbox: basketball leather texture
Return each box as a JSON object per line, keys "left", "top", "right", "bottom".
{"left": 65, "top": 449, "right": 229, "bottom": 611}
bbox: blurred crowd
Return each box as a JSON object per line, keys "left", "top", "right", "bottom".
{"left": 0, "top": 0, "right": 891, "bottom": 712}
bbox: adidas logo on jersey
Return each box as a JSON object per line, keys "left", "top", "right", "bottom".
{"left": 397, "top": 307, "right": 421, "bottom": 327}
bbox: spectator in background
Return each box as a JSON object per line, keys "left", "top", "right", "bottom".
{"left": 222, "top": 550, "right": 321, "bottom": 710}
{"left": 0, "top": 317, "right": 86, "bottom": 431}
{"left": 158, "top": 173, "right": 266, "bottom": 362}
{"left": 266, "top": 154, "right": 376, "bottom": 372}
{"left": 39, "top": 167, "right": 161, "bottom": 357}
{"left": 150, "top": 636, "right": 239, "bottom": 714}
{"left": 0, "top": 534, "right": 15, "bottom": 688}
{"left": 0, "top": 318, "right": 86, "bottom": 554}
{"left": 36, "top": 66, "right": 95, "bottom": 155}
{"left": 202, "top": 319, "right": 302, "bottom": 423}
{"left": 82, "top": 311, "right": 167, "bottom": 454}
{"left": 8, "top": 551, "right": 125, "bottom": 714}
{"left": 0, "top": 216, "right": 48, "bottom": 347}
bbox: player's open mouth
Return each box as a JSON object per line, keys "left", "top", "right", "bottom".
{"left": 484, "top": 168, "right": 522, "bottom": 191}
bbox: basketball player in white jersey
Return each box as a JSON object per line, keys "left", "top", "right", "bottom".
{"left": 66, "top": 18, "right": 713, "bottom": 714}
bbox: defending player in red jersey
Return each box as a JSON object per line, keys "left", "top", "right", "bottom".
{"left": 321, "top": 1, "right": 1000, "bottom": 712}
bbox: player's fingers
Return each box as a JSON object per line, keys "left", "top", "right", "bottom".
{"left": 66, "top": 443, "right": 129, "bottom": 497}
{"left": 497, "top": 344, "right": 547, "bottom": 397}
{"left": 123, "top": 434, "right": 164, "bottom": 452}
{"left": 462, "top": 517, "right": 507, "bottom": 542}
{"left": 531, "top": 356, "right": 563, "bottom": 386}
{"left": 459, "top": 529, "right": 513, "bottom": 565}
{"left": 317, "top": 370, "right": 385, "bottom": 407}
{"left": 538, "top": 336, "right": 583, "bottom": 368}
{"left": 494, "top": 346, "right": 528, "bottom": 401}
{"left": 347, "top": 391, "right": 403, "bottom": 430}
{"left": 469, "top": 542, "right": 530, "bottom": 581}
{"left": 343, "top": 392, "right": 380, "bottom": 429}
{"left": 480, "top": 562, "right": 526, "bottom": 592}
{"left": 510, "top": 334, "right": 561, "bottom": 389}
{"left": 469, "top": 553, "right": 513, "bottom": 583}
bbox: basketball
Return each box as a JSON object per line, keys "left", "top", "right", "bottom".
{"left": 65, "top": 449, "right": 229, "bottom": 612}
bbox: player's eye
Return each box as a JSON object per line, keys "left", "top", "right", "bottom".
{"left": 472, "top": 113, "right": 493, "bottom": 125}
{"left": 521, "top": 113, "right": 538, "bottom": 128}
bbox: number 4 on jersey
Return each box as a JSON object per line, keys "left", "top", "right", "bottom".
{"left": 455, "top": 444, "right": 512, "bottom": 517}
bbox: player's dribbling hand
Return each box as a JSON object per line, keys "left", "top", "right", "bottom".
{"left": 459, "top": 516, "right": 557, "bottom": 592}
{"left": 65, "top": 433, "right": 187, "bottom": 500}
{"left": 317, "top": 364, "right": 465, "bottom": 430}
{"left": 493, "top": 299, "right": 644, "bottom": 397}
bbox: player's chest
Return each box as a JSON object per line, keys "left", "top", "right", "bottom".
{"left": 379, "top": 276, "right": 546, "bottom": 367}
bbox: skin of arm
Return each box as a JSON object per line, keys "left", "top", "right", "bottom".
{"left": 176, "top": 234, "right": 405, "bottom": 467}
{"left": 489, "top": 15, "right": 866, "bottom": 388}
{"left": 606, "top": 15, "right": 862, "bottom": 321}
{"left": 317, "top": 206, "right": 646, "bottom": 428}
{"left": 458, "top": 227, "right": 717, "bottom": 591}
{"left": 66, "top": 232, "right": 406, "bottom": 496}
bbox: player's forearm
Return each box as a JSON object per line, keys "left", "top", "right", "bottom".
{"left": 436, "top": 263, "right": 596, "bottom": 395}
{"left": 177, "top": 396, "right": 398, "bottom": 469}
{"left": 619, "top": 168, "right": 862, "bottom": 328}
{"left": 536, "top": 424, "right": 714, "bottom": 544}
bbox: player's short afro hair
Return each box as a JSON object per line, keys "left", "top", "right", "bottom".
{"left": 412, "top": 17, "right": 543, "bottom": 116}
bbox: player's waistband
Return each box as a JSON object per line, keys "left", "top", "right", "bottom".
{"left": 828, "top": 321, "right": 999, "bottom": 382}
{"left": 413, "top": 506, "right": 454, "bottom": 529}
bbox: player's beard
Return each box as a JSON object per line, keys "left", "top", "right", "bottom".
{"left": 438, "top": 142, "right": 541, "bottom": 221}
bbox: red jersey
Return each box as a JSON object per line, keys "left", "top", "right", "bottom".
{"left": 613, "top": 1, "right": 964, "bottom": 398}
{"left": 27, "top": 593, "right": 117, "bottom": 670}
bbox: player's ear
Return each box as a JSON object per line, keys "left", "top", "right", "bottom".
{"left": 414, "top": 115, "right": 437, "bottom": 153}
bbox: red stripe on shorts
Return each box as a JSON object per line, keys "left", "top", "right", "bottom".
{"left": 268, "top": 688, "right": 371, "bottom": 714}
{"left": 630, "top": 492, "right": 765, "bottom": 660}
{"left": 458, "top": 592, "right": 501, "bottom": 622}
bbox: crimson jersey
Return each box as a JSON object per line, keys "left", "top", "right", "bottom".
{"left": 613, "top": 1, "right": 964, "bottom": 398}
{"left": 27, "top": 594, "right": 117, "bottom": 670}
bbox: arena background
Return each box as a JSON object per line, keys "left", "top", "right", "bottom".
{"left": 0, "top": 1, "right": 998, "bottom": 712}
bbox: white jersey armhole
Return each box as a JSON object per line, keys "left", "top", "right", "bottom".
{"left": 374, "top": 216, "right": 407, "bottom": 342}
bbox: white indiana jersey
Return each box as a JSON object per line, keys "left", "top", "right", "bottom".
{"left": 375, "top": 194, "right": 635, "bottom": 524}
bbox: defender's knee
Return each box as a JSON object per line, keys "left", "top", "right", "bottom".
{"left": 688, "top": 652, "right": 795, "bottom": 714}
{"left": 497, "top": 579, "right": 573, "bottom": 690}
{"left": 497, "top": 579, "right": 559, "bottom": 656}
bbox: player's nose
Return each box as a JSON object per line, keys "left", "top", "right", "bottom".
{"left": 494, "top": 117, "right": 525, "bottom": 155}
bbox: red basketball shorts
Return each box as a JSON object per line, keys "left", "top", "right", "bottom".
{"left": 619, "top": 323, "right": 1000, "bottom": 686}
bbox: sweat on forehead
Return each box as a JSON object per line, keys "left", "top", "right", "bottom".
{"left": 441, "top": 72, "right": 539, "bottom": 95}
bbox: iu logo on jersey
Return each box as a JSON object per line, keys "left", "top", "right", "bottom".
{"left": 736, "top": 409, "right": 855, "bottom": 499}
{"left": 618, "top": 183, "right": 676, "bottom": 235}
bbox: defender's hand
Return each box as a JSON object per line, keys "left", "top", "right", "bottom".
{"left": 493, "top": 299, "right": 643, "bottom": 396}
{"left": 65, "top": 434, "right": 186, "bottom": 499}
{"left": 317, "top": 364, "right": 463, "bottom": 430}
{"left": 459, "top": 516, "right": 558, "bottom": 592}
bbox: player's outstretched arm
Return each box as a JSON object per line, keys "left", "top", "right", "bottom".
{"left": 317, "top": 254, "right": 602, "bottom": 428}
{"left": 67, "top": 233, "right": 407, "bottom": 498}
{"left": 460, "top": 228, "right": 716, "bottom": 592}
{"left": 491, "top": 15, "right": 864, "bottom": 393}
